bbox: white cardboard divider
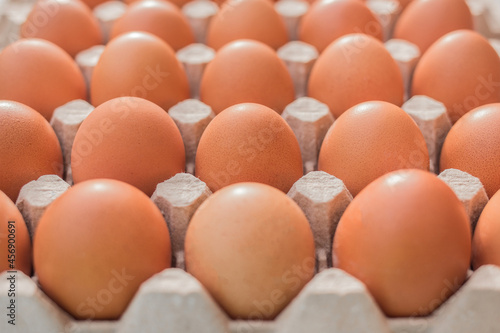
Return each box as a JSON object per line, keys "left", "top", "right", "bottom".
{"left": 274, "top": 0, "right": 309, "bottom": 41}
{"left": 182, "top": 0, "right": 219, "bottom": 44}
{"left": 367, "top": 0, "right": 402, "bottom": 42}
{"left": 75, "top": 45, "right": 106, "bottom": 88}
{"left": 176, "top": 43, "right": 216, "bottom": 100}
{"left": 385, "top": 39, "right": 420, "bottom": 101}
{"left": 93, "top": 1, "right": 127, "bottom": 44}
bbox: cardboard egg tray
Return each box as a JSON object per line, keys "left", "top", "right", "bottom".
{"left": 2, "top": 0, "right": 500, "bottom": 332}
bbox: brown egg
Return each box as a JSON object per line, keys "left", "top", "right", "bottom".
{"left": 440, "top": 103, "right": 500, "bottom": 198}
{"left": 0, "top": 101, "right": 63, "bottom": 202}
{"left": 200, "top": 40, "right": 295, "bottom": 114}
{"left": 299, "top": 0, "right": 383, "bottom": 53}
{"left": 206, "top": 0, "right": 288, "bottom": 50}
{"left": 71, "top": 97, "right": 185, "bottom": 196}
{"left": 20, "top": 0, "right": 103, "bottom": 57}
{"left": 34, "top": 179, "right": 171, "bottom": 319}
{"left": 394, "top": 0, "right": 473, "bottom": 54}
{"left": 0, "top": 39, "right": 87, "bottom": 120}
{"left": 80, "top": 0, "right": 110, "bottom": 9}
{"left": 91, "top": 32, "right": 189, "bottom": 111}
{"left": 185, "top": 182, "right": 315, "bottom": 319}
{"left": 412, "top": 30, "right": 500, "bottom": 123}
{"left": 333, "top": 169, "right": 471, "bottom": 317}
{"left": 195, "top": 103, "right": 302, "bottom": 192}
{"left": 318, "top": 101, "right": 429, "bottom": 196}
{"left": 308, "top": 34, "right": 404, "bottom": 119}
{"left": 473, "top": 190, "right": 500, "bottom": 269}
{"left": 110, "top": 0, "right": 195, "bottom": 51}
{"left": 0, "top": 191, "right": 32, "bottom": 276}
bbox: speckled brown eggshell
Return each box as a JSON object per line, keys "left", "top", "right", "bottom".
{"left": 473, "top": 190, "right": 500, "bottom": 269}
{"left": 91, "top": 32, "right": 190, "bottom": 111}
{"left": 318, "top": 101, "right": 429, "bottom": 196}
{"left": 0, "top": 101, "right": 63, "bottom": 202}
{"left": 195, "top": 103, "right": 303, "bottom": 192}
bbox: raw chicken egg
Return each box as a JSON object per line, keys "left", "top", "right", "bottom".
{"left": 299, "top": 0, "right": 383, "bottom": 53}
{"left": 185, "top": 182, "right": 315, "bottom": 319}
{"left": 200, "top": 40, "right": 295, "bottom": 114}
{"left": 0, "top": 39, "right": 87, "bottom": 120}
{"left": 80, "top": 0, "right": 110, "bottom": 9}
{"left": 0, "top": 190, "right": 32, "bottom": 276}
{"left": 71, "top": 97, "right": 185, "bottom": 196}
{"left": 412, "top": 30, "right": 500, "bottom": 123}
{"left": 34, "top": 179, "right": 171, "bottom": 319}
{"left": 206, "top": 0, "right": 288, "bottom": 50}
{"left": 318, "top": 101, "right": 429, "bottom": 196}
{"left": 91, "top": 32, "right": 190, "bottom": 111}
{"left": 394, "top": 0, "right": 473, "bottom": 54}
{"left": 195, "top": 103, "right": 303, "bottom": 192}
{"left": 21, "top": 0, "right": 103, "bottom": 57}
{"left": 0, "top": 101, "right": 63, "bottom": 202}
{"left": 333, "top": 169, "right": 471, "bottom": 316}
{"left": 473, "top": 190, "right": 500, "bottom": 269}
{"left": 110, "top": 0, "right": 195, "bottom": 51}
{"left": 440, "top": 103, "right": 500, "bottom": 198}
{"left": 308, "top": 34, "right": 404, "bottom": 119}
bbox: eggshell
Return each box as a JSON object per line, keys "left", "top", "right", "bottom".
{"left": 91, "top": 32, "right": 190, "bottom": 111}
{"left": 0, "top": 39, "right": 87, "bottom": 121}
{"left": 412, "top": 30, "right": 500, "bottom": 123}
{"left": 0, "top": 101, "right": 63, "bottom": 202}
{"left": 299, "top": 0, "right": 383, "bottom": 53}
{"left": 473, "top": 190, "right": 500, "bottom": 269}
{"left": 71, "top": 97, "right": 185, "bottom": 196}
{"left": 20, "top": 0, "right": 103, "bottom": 57}
{"left": 185, "top": 182, "right": 315, "bottom": 319}
{"left": 333, "top": 169, "right": 471, "bottom": 317}
{"left": 34, "top": 179, "right": 171, "bottom": 319}
{"left": 195, "top": 103, "right": 303, "bottom": 192}
{"left": 318, "top": 101, "right": 429, "bottom": 196}
{"left": 308, "top": 34, "right": 404, "bottom": 119}
{"left": 80, "top": 0, "right": 109, "bottom": 9}
{"left": 206, "top": 0, "right": 288, "bottom": 50}
{"left": 440, "top": 103, "right": 500, "bottom": 198}
{"left": 0, "top": 191, "right": 32, "bottom": 276}
{"left": 110, "top": 0, "right": 195, "bottom": 51}
{"left": 200, "top": 40, "right": 295, "bottom": 114}
{"left": 394, "top": 0, "right": 473, "bottom": 54}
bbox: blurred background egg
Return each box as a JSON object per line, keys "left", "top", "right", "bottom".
{"left": 308, "top": 34, "right": 404, "bottom": 118}
{"left": 0, "top": 101, "right": 63, "bottom": 202}
{"left": 0, "top": 39, "right": 87, "bottom": 120}
{"left": 91, "top": 32, "right": 190, "bottom": 111}
{"left": 195, "top": 103, "right": 303, "bottom": 192}
{"left": 200, "top": 40, "right": 295, "bottom": 114}
{"left": 110, "top": 0, "right": 195, "bottom": 51}
{"left": 440, "top": 103, "right": 500, "bottom": 198}
{"left": 412, "top": 30, "right": 500, "bottom": 123}
{"left": 34, "top": 179, "right": 171, "bottom": 319}
{"left": 20, "top": 0, "right": 103, "bottom": 57}
{"left": 394, "top": 0, "right": 473, "bottom": 54}
{"left": 206, "top": 0, "right": 288, "bottom": 50}
{"left": 299, "top": 0, "right": 383, "bottom": 53}
{"left": 0, "top": 190, "right": 32, "bottom": 276}
{"left": 80, "top": 0, "right": 110, "bottom": 9}
{"left": 185, "top": 182, "right": 315, "bottom": 319}
{"left": 473, "top": 189, "right": 500, "bottom": 269}
{"left": 333, "top": 169, "right": 471, "bottom": 316}
{"left": 318, "top": 101, "right": 429, "bottom": 196}
{"left": 71, "top": 97, "right": 185, "bottom": 196}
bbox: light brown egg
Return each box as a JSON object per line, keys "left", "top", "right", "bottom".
{"left": 318, "top": 101, "right": 429, "bottom": 196}
{"left": 200, "top": 40, "right": 295, "bottom": 114}
{"left": 0, "top": 39, "right": 87, "bottom": 120}
{"left": 71, "top": 97, "right": 185, "bottom": 196}
{"left": 185, "top": 182, "right": 315, "bottom": 319}
{"left": 34, "top": 179, "right": 171, "bottom": 319}
{"left": 394, "top": 0, "right": 473, "bottom": 54}
{"left": 80, "top": 0, "right": 109, "bottom": 9}
{"left": 91, "top": 32, "right": 189, "bottom": 111}
{"left": 206, "top": 0, "right": 288, "bottom": 50}
{"left": 195, "top": 103, "right": 302, "bottom": 192}
{"left": 473, "top": 190, "right": 500, "bottom": 269}
{"left": 20, "top": 0, "right": 103, "bottom": 57}
{"left": 333, "top": 169, "right": 471, "bottom": 317}
{"left": 440, "top": 103, "right": 500, "bottom": 198}
{"left": 0, "top": 190, "right": 32, "bottom": 276}
{"left": 110, "top": 0, "right": 195, "bottom": 51}
{"left": 0, "top": 101, "right": 63, "bottom": 202}
{"left": 412, "top": 30, "right": 500, "bottom": 123}
{"left": 308, "top": 34, "right": 404, "bottom": 119}
{"left": 299, "top": 0, "right": 382, "bottom": 53}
